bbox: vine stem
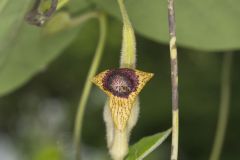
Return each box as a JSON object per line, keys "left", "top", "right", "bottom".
{"left": 209, "top": 52, "right": 233, "bottom": 160}
{"left": 167, "top": 0, "right": 179, "bottom": 160}
{"left": 69, "top": 11, "right": 99, "bottom": 28}
{"left": 73, "top": 13, "right": 107, "bottom": 160}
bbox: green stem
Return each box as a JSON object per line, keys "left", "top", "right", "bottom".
{"left": 73, "top": 13, "right": 107, "bottom": 160}
{"left": 209, "top": 52, "right": 233, "bottom": 160}
{"left": 69, "top": 11, "right": 99, "bottom": 28}
{"left": 117, "top": 0, "right": 136, "bottom": 69}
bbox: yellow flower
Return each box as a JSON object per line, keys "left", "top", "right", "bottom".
{"left": 92, "top": 68, "right": 153, "bottom": 131}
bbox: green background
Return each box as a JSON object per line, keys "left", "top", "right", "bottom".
{"left": 0, "top": 0, "right": 240, "bottom": 159}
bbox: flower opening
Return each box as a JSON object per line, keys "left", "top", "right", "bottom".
{"left": 102, "top": 68, "right": 139, "bottom": 98}
{"left": 92, "top": 68, "right": 153, "bottom": 131}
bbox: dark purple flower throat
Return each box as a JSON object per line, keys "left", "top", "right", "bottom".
{"left": 102, "top": 68, "right": 139, "bottom": 98}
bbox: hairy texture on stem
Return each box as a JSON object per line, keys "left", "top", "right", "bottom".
{"left": 117, "top": 0, "right": 136, "bottom": 69}
{"left": 167, "top": 0, "right": 179, "bottom": 160}
{"left": 73, "top": 13, "right": 107, "bottom": 160}
{"left": 209, "top": 52, "right": 233, "bottom": 160}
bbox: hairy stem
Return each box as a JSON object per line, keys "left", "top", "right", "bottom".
{"left": 167, "top": 0, "right": 179, "bottom": 160}
{"left": 73, "top": 13, "right": 107, "bottom": 160}
{"left": 117, "top": 0, "right": 136, "bottom": 69}
{"left": 209, "top": 52, "right": 233, "bottom": 160}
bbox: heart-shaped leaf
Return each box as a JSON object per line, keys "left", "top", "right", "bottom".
{"left": 0, "top": 0, "right": 92, "bottom": 97}
{"left": 0, "top": 0, "right": 32, "bottom": 65}
{"left": 92, "top": 0, "right": 240, "bottom": 51}
{"left": 0, "top": 24, "right": 80, "bottom": 96}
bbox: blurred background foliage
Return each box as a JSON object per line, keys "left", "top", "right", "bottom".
{"left": 0, "top": 0, "right": 240, "bottom": 160}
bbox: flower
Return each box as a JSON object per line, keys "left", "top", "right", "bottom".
{"left": 92, "top": 68, "right": 153, "bottom": 131}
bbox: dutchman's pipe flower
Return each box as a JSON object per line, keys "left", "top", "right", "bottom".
{"left": 92, "top": 0, "right": 153, "bottom": 159}
{"left": 92, "top": 68, "right": 153, "bottom": 160}
{"left": 92, "top": 68, "right": 153, "bottom": 131}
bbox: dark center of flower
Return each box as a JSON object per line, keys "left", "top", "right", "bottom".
{"left": 103, "top": 68, "right": 139, "bottom": 98}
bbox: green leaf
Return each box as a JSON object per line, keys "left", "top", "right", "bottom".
{"left": 0, "top": 0, "right": 92, "bottom": 97}
{"left": 67, "top": 0, "right": 92, "bottom": 14}
{"left": 42, "top": 12, "right": 71, "bottom": 34}
{"left": 0, "top": 0, "right": 8, "bottom": 13}
{"left": 0, "top": 24, "right": 80, "bottom": 96}
{"left": 92, "top": 0, "right": 240, "bottom": 51}
{"left": 125, "top": 129, "right": 171, "bottom": 160}
{"left": 0, "top": 0, "right": 32, "bottom": 65}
